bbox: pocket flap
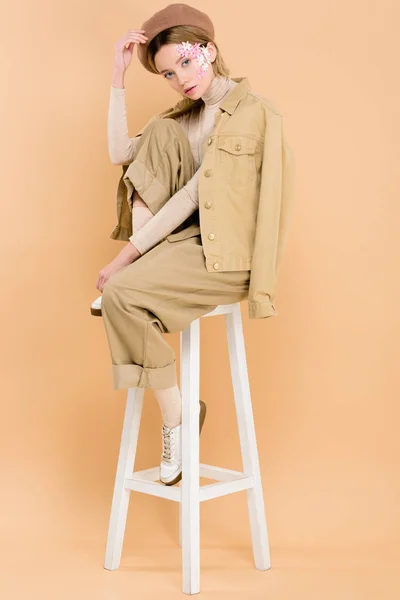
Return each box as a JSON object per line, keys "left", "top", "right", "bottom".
{"left": 217, "top": 136, "right": 258, "bottom": 155}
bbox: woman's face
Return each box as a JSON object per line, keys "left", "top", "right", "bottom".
{"left": 154, "top": 41, "right": 217, "bottom": 99}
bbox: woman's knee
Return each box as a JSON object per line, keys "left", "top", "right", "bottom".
{"left": 141, "top": 118, "right": 190, "bottom": 151}
{"left": 102, "top": 279, "right": 123, "bottom": 313}
{"left": 146, "top": 117, "right": 186, "bottom": 135}
{"left": 102, "top": 265, "right": 153, "bottom": 313}
{"left": 102, "top": 270, "right": 136, "bottom": 312}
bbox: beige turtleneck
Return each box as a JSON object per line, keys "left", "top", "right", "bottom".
{"left": 107, "top": 75, "right": 238, "bottom": 255}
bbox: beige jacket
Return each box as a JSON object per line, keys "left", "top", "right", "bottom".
{"left": 110, "top": 77, "right": 296, "bottom": 319}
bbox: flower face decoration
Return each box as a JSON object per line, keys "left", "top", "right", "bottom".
{"left": 176, "top": 41, "right": 212, "bottom": 79}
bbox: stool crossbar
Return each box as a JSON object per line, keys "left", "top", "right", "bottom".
{"left": 103, "top": 301, "right": 271, "bottom": 594}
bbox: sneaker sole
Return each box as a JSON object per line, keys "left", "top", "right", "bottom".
{"left": 162, "top": 400, "right": 207, "bottom": 486}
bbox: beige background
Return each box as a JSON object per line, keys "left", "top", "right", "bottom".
{"left": 1, "top": 0, "right": 399, "bottom": 597}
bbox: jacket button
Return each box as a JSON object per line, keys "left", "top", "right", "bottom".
{"left": 204, "top": 201, "right": 212, "bottom": 209}
{"left": 235, "top": 144, "right": 241, "bottom": 151}
{"left": 207, "top": 138, "right": 212, "bottom": 145}
{"left": 204, "top": 169, "right": 212, "bottom": 177}
{"left": 208, "top": 233, "right": 215, "bottom": 240}
{"left": 213, "top": 262, "right": 220, "bottom": 270}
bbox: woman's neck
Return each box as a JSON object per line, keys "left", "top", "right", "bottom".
{"left": 200, "top": 74, "right": 235, "bottom": 109}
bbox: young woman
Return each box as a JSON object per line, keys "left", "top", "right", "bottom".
{"left": 92, "top": 4, "right": 295, "bottom": 486}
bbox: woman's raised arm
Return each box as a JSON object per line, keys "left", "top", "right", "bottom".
{"left": 108, "top": 29, "right": 148, "bottom": 165}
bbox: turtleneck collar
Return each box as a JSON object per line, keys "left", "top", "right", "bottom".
{"left": 200, "top": 75, "right": 236, "bottom": 110}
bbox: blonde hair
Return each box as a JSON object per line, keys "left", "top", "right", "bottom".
{"left": 147, "top": 25, "right": 230, "bottom": 78}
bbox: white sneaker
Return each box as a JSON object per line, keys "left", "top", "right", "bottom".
{"left": 90, "top": 295, "right": 102, "bottom": 317}
{"left": 159, "top": 400, "right": 207, "bottom": 486}
{"left": 160, "top": 423, "right": 182, "bottom": 485}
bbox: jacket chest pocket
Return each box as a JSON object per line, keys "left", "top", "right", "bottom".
{"left": 216, "top": 135, "right": 258, "bottom": 188}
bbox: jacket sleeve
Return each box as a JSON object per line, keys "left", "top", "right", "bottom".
{"left": 247, "top": 109, "right": 295, "bottom": 319}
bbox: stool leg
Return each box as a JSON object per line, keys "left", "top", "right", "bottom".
{"left": 178, "top": 480, "right": 182, "bottom": 548}
{"left": 104, "top": 387, "right": 145, "bottom": 570}
{"left": 180, "top": 319, "right": 201, "bottom": 594}
{"left": 225, "top": 305, "right": 271, "bottom": 570}
{"left": 178, "top": 322, "right": 185, "bottom": 550}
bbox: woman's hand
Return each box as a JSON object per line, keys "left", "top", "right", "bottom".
{"left": 113, "top": 29, "right": 149, "bottom": 72}
{"left": 96, "top": 242, "right": 141, "bottom": 293}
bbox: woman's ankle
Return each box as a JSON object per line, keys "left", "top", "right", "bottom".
{"left": 132, "top": 190, "right": 148, "bottom": 208}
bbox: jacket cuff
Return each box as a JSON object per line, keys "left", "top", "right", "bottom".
{"left": 248, "top": 300, "right": 277, "bottom": 319}
{"left": 109, "top": 224, "right": 130, "bottom": 241}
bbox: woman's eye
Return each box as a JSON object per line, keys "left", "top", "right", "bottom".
{"left": 164, "top": 59, "right": 190, "bottom": 78}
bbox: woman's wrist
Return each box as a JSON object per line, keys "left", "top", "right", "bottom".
{"left": 111, "top": 68, "right": 125, "bottom": 89}
{"left": 115, "top": 241, "right": 141, "bottom": 267}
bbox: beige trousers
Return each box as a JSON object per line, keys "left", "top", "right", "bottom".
{"left": 102, "top": 118, "right": 250, "bottom": 390}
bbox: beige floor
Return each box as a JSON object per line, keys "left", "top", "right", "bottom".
{"left": 1, "top": 533, "right": 398, "bottom": 599}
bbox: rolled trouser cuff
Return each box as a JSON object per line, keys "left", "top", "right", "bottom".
{"left": 112, "top": 360, "right": 177, "bottom": 390}
{"left": 123, "top": 160, "right": 170, "bottom": 215}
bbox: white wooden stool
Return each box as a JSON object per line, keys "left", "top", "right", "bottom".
{"left": 103, "top": 301, "right": 271, "bottom": 594}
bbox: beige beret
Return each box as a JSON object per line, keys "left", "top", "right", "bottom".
{"left": 137, "top": 3, "right": 215, "bottom": 73}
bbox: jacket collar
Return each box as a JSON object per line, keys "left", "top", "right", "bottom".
{"left": 163, "top": 77, "right": 251, "bottom": 119}
{"left": 218, "top": 77, "right": 251, "bottom": 114}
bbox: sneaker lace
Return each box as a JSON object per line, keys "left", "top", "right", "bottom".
{"left": 161, "top": 424, "right": 176, "bottom": 463}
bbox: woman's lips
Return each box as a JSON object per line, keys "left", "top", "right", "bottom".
{"left": 185, "top": 85, "right": 197, "bottom": 95}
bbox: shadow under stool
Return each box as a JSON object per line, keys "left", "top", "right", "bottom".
{"left": 103, "top": 301, "right": 271, "bottom": 594}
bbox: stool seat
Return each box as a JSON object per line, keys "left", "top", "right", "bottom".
{"left": 103, "top": 301, "right": 271, "bottom": 594}
{"left": 90, "top": 296, "right": 236, "bottom": 319}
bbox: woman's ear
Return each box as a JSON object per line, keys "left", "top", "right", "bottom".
{"left": 206, "top": 42, "right": 217, "bottom": 62}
